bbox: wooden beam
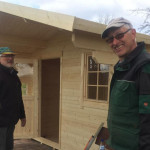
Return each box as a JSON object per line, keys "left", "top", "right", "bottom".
{"left": 33, "top": 137, "right": 59, "bottom": 149}
{"left": 72, "top": 30, "right": 111, "bottom": 51}
{"left": 92, "top": 50, "right": 118, "bottom": 65}
{"left": 73, "top": 17, "right": 105, "bottom": 35}
{"left": 0, "top": 34, "right": 48, "bottom": 49}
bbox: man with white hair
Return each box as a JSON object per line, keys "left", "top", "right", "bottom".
{"left": 102, "top": 17, "right": 150, "bottom": 150}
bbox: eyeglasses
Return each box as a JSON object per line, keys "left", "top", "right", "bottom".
{"left": 106, "top": 29, "right": 131, "bottom": 44}
{"left": 0, "top": 54, "right": 15, "bottom": 58}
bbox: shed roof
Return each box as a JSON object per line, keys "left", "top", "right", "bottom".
{"left": 0, "top": 1, "right": 150, "bottom": 55}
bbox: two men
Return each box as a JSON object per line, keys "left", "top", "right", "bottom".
{"left": 102, "top": 18, "right": 150, "bottom": 150}
{"left": 0, "top": 47, "right": 26, "bottom": 150}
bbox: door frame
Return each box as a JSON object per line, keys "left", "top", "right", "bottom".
{"left": 35, "top": 57, "right": 62, "bottom": 149}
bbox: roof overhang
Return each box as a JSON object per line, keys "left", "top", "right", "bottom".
{"left": 0, "top": 1, "right": 74, "bottom": 31}
{"left": 0, "top": 1, "right": 149, "bottom": 57}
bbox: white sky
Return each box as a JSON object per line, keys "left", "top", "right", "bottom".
{"left": 0, "top": 0, "right": 150, "bottom": 33}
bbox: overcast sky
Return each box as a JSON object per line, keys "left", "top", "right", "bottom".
{"left": 0, "top": 0, "right": 150, "bottom": 33}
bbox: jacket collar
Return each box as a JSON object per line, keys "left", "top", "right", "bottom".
{"left": 0, "top": 64, "right": 18, "bottom": 75}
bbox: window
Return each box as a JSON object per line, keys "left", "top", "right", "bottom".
{"left": 21, "top": 83, "right": 28, "bottom": 96}
{"left": 85, "top": 54, "right": 110, "bottom": 101}
{"left": 15, "top": 63, "right": 33, "bottom": 96}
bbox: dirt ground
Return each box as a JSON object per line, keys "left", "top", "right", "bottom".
{"left": 14, "top": 139, "right": 53, "bottom": 150}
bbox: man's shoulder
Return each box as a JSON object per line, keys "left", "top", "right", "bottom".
{"left": 134, "top": 50, "right": 150, "bottom": 72}
{"left": 139, "top": 49, "right": 150, "bottom": 59}
{"left": 141, "top": 62, "right": 150, "bottom": 73}
{"left": 136, "top": 49, "right": 150, "bottom": 63}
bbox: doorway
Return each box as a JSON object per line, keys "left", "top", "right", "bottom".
{"left": 41, "top": 58, "right": 60, "bottom": 143}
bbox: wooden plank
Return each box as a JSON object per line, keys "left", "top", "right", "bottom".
{"left": 92, "top": 50, "right": 118, "bottom": 65}
{"left": 33, "top": 137, "right": 59, "bottom": 149}
{"left": 0, "top": 34, "right": 48, "bottom": 49}
{"left": 32, "top": 59, "right": 39, "bottom": 137}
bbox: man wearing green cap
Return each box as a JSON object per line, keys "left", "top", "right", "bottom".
{"left": 0, "top": 47, "right": 26, "bottom": 150}
{"left": 102, "top": 17, "right": 150, "bottom": 150}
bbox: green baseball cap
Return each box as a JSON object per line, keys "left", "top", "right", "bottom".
{"left": 0, "top": 47, "right": 15, "bottom": 55}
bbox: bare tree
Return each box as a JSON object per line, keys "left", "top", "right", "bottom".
{"left": 131, "top": 8, "right": 150, "bottom": 35}
{"left": 97, "top": 14, "right": 114, "bottom": 25}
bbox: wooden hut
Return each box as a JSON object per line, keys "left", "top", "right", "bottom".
{"left": 0, "top": 1, "right": 150, "bottom": 150}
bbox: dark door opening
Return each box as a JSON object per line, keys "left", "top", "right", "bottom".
{"left": 41, "top": 58, "right": 60, "bottom": 143}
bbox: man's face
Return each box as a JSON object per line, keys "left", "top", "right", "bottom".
{"left": 106, "top": 26, "right": 137, "bottom": 60}
{"left": 0, "top": 54, "right": 15, "bottom": 68}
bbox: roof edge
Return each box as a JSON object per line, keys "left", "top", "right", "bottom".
{"left": 0, "top": 1, "right": 75, "bottom": 31}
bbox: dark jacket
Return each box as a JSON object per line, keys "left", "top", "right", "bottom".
{"left": 0, "top": 64, "right": 26, "bottom": 127}
{"left": 107, "top": 42, "right": 150, "bottom": 150}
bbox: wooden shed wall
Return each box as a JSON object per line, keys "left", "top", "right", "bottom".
{"left": 34, "top": 31, "right": 110, "bottom": 150}
{"left": 60, "top": 42, "right": 109, "bottom": 150}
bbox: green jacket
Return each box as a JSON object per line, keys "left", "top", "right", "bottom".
{"left": 107, "top": 42, "right": 150, "bottom": 150}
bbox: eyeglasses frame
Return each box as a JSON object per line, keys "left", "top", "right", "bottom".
{"left": 0, "top": 54, "right": 15, "bottom": 58}
{"left": 106, "top": 28, "right": 132, "bottom": 44}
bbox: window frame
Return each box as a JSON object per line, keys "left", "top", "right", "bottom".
{"left": 84, "top": 53, "right": 112, "bottom": 103}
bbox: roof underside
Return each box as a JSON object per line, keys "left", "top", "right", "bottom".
{"left": 0, "top": 1, "right": 75, "bottom": 56}
{"left": 0, "top": 11, "right": 63, "bottom": 54}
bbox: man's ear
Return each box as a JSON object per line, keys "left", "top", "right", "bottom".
{"left": 131, "top": 29, "right": 136, "bottom": 39}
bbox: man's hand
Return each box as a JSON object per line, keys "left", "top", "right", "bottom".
{"left": 20, "top": 118, "right": 26, "bottom": 127}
